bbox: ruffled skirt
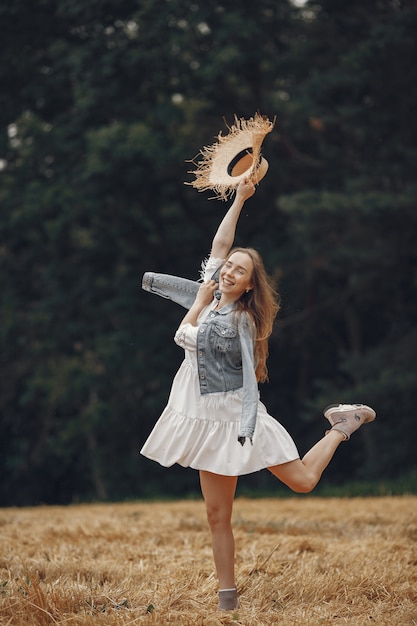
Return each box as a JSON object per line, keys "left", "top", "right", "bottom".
{"left": 140, "top": 354, "right": 300, "bottom": 476}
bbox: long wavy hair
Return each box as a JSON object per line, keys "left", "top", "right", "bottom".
{"left": 226, "top": 247, "right": 280, "bottom": 383}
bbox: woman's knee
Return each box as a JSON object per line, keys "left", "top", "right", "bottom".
{"left": 205, "top": 502, "right": 232, "bottom": 530}
{"left": 269, "top": 463, "right": 318, "bottom": 494}
{"left": 199, "top": 471, "right": 237, "bottom": 530}
{"left": 290, "top": 477, "right": 316, "bottom": 494}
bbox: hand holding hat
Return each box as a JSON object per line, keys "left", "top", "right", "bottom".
{"left": 235, "top": 178, "right": 256, "bottom": 202}
{"left": 186, "top": 113, "right": 275, "bottom": 201}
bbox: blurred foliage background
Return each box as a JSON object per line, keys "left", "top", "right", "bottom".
{"left": 1, "top": 0, "right": 416, "bottom": 505}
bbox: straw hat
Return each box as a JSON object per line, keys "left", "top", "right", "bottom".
{"left": 186, "top": 113, "right": 275, "bottom": 200}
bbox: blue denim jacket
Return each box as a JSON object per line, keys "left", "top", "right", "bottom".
{"left": 142, "top": 270, "right": 259, "bottom": 444}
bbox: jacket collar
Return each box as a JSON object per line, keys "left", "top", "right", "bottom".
{"left": 211, "top": 300, "right": 236, "bottom": 315}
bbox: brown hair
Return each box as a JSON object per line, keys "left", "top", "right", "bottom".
{"left": 226, "top": 247, "right": 280, "bottom": 383}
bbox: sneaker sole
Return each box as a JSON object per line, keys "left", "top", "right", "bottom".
{"left": 323, "top": 403, "right": 376, "bottom": 424}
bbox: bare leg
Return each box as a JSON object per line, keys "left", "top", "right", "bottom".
{"left": 269, "top": 429, "right": 345, "bottom": 493}
{"left": 199, "top": 470, "right": 238, "bottom": 589}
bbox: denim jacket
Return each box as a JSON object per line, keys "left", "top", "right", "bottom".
{"left": 142, "top": 270, "right": 259, "bottom": 444}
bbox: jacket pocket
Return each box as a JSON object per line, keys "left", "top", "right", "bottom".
{"left": 211, "top": 323, "right": 238, "bottom": 353}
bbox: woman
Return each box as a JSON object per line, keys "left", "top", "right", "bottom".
{"left": 140, "top": 179, "right": 376, "bottom": 611}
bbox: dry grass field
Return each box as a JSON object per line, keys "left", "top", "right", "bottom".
{"left": 0, "top": 496, "right": 416, "bottom": 625}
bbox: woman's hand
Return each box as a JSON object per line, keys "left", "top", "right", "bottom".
{"left": 235, "top": 179, "right": 256, "bottom": 202}
{"left": 178, "top": 280, "right": 218, "bottom": 328}
{"left": 194, "top": 279, "right": 219, "bottom": 307}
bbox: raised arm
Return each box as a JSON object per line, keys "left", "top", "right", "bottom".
{"left": 210, "top": 179, "right": 256, "bottom": 259}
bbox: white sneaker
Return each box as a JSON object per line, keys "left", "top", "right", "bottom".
{"left": 323, "top": 404, "right": 376, "bottom": 440}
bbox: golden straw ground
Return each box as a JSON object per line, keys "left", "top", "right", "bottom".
{"left": 0, "top": 497, "right": 416, "bottom": 625}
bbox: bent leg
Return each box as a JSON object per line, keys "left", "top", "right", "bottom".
{"left": 199, "top": 470, "right": 238, "bottom": 590}
{"left": 269, "top": 429, "right": 345, "bottom": 493}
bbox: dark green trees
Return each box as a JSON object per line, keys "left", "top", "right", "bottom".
{"left": 1, "top": 0, "right": 416, "bottom": 504}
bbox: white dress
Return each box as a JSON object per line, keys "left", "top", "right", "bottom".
{"left": 140, "top": 258, "right": 300, "bottom": 476}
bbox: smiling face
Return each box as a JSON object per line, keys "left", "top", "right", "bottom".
{"left": 219, "top": 251, "right": 254, "bottom": 302}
